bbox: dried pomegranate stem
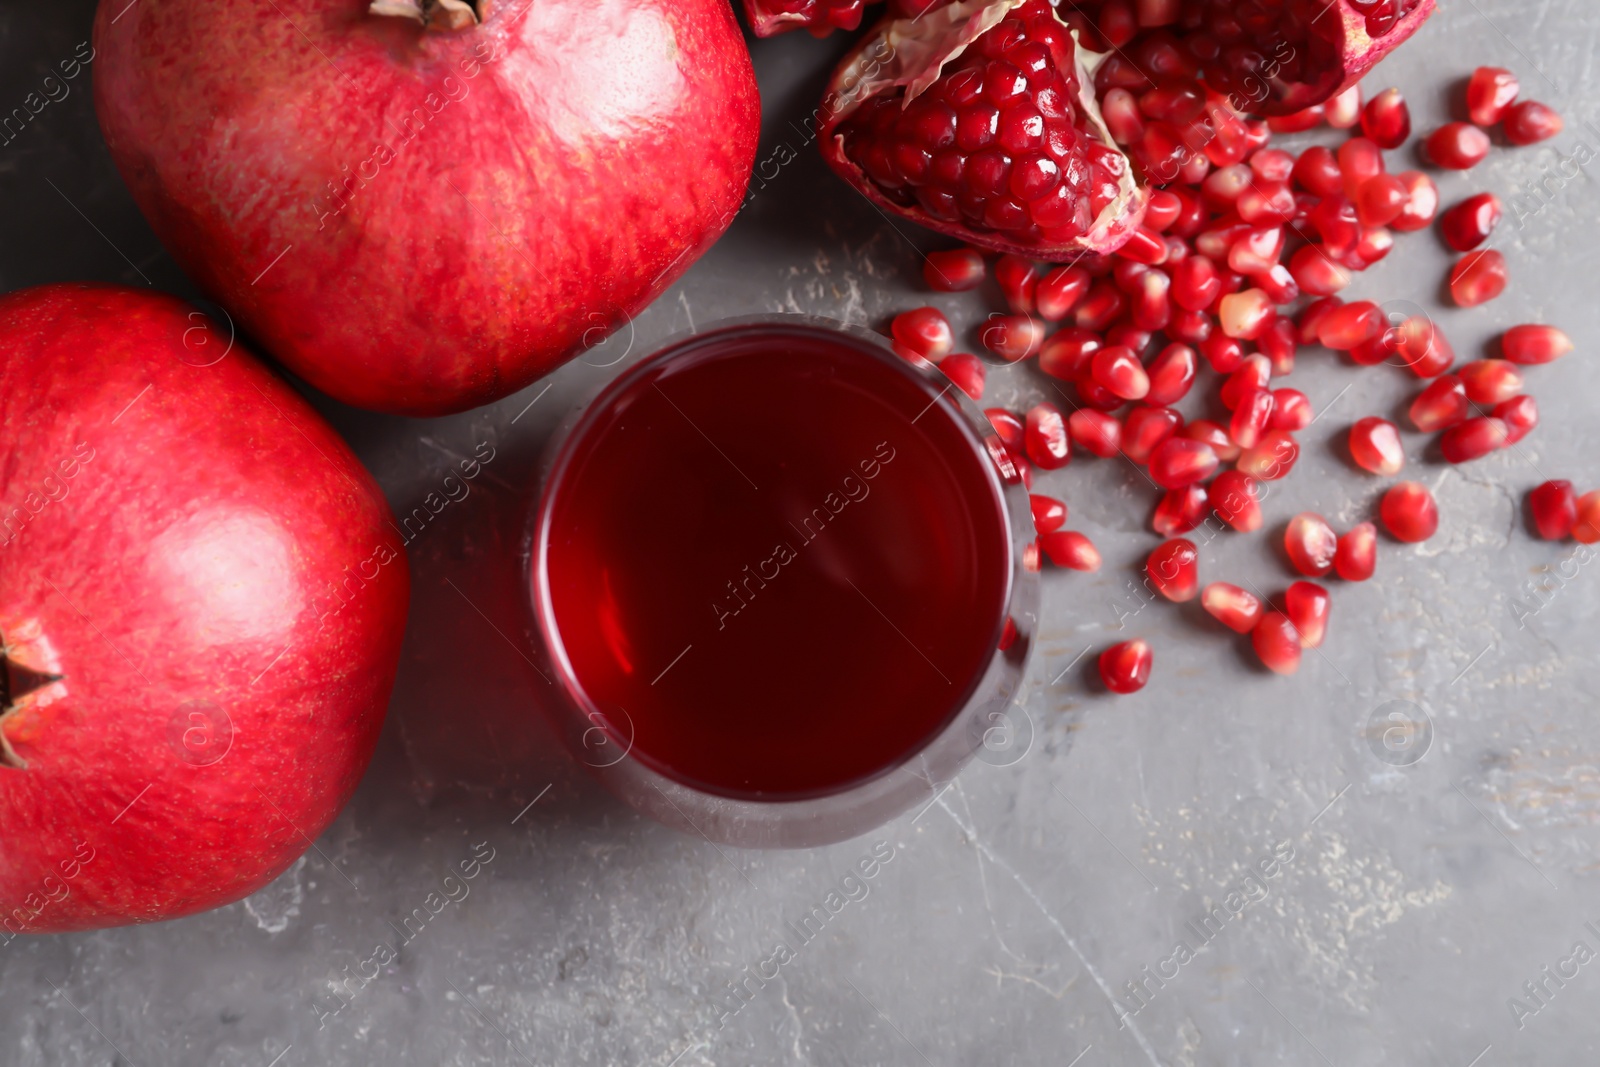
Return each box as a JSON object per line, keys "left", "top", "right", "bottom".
{"left": 369, "top": 0, "right": 487, "bottom": 31}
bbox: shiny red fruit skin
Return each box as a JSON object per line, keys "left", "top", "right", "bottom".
{"left": 0, "top": 286, "right": 408, "bottom": 932}
{"left": 93, "top": 0, "right": 760, "bottom": 416}
{"left": 1529, "top": 481, "right": 1578, "bottom": 541}
{"left": 1099, "top": 638, "right": 1152, "bottom": 694}
{"left": 1381, "top": 481, "right": 1439, "bottom": 542}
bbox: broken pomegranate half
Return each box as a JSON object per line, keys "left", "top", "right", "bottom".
{"left": 820, "top": 0, "right": 1148, "bottom": 258}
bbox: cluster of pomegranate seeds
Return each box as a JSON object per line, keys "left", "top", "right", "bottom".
{"left": 742, "top": 0, "right": 868, "bottom": 37}
{"left": 889, "top": 56, "right": 1578, "bottom": 696}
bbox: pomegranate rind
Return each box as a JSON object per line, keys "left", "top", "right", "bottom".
{"left": 819, "top": 0, "right": 1148, "bottom": 257}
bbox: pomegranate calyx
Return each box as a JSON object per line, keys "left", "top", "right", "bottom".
{"left": 0, "top": 628, "right": 69, "bottom": 771}
{"left": 368, "top": 0, "right": 486, "bottom": 30}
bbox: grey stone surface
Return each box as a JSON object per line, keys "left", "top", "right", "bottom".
{"left": 4, "top": 2, "right": 1600, "bottom": 1064}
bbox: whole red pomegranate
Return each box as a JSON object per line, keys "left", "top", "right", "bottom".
{"left": 820, "top": 0, "right": 1148, "bottom": 259}
{"left": 92, "top": 0, "right": 760, "bottom": 416}
{"left": 0, "top": 286, "right": 408, "bottom": 933}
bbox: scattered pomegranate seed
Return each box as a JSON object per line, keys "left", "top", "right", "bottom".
{"left": 1075, "top": 281, "right": 1126, "bottom": 332}
{"left": 1040, "top": 529, "right": 1102, "bottom": 571}
{"left": 1529, "top": 480, "right": 1577, "bottom": 541}
{"left": 1119, "top": 226, "right": 1170, "bottom": 266}
{"left": 1141, "top": 343, "right": 1196, "bottom": 406}
{"left": 1425, "top": 123, "right": 1492, "bottom": 169}
{"left": 1501, "top": 324, "right": 1572, "bottom": 365}
{"left": 1271, "top": 106, "right": 1325, "bottom": 135}
{"left": 1466, "top": 66, "right": 1520, "bottom": 127}
{"left": 987, "top": 408, "right": 1025, "bottom": 452}
{"left": 1439, "top": 193, "right": 1502, "bottom": 252}
{"left": 1318, "top": 300, "right": 1384, "bottom": 351}
{"left": 1289, "top": 244, "right": 1353, "bottom": 297}
{"left": 1171, "top": 255, "right": 1221, "bottom": 311}
{"left": 1360, "top": 88, "right": 1411, "bottom": 149}
{"left": 1218, "top": 353, "right": 1271, "bottom": 411}
{"left": 994, "top": 255, "right": 1040, "bottom": 314}
{"left": 1201, "top": 582, "right": 1263, "bottom": 633}
{"left": 1285, "top": 581, "right": 1331, "bottom": 648}
{"left": 1269, "top": 388, "right": 1313, "bottom": 431}
{"left": 1575, "top": 492, "right": 1600, "bottom": 545}
{"left": 1230, "top": 388, "right": 1275, "bottom": 450}
{"left": 1088, "top": 345, "right": 1148, "bottom": 401}
{"left": 998, "top": 616, "right": 1019, "bottom": 652}
{"left": 1153, "top": 484, "right": 1209, "bottom": 536}
{"left": 1025, "top": 402, "right": 1071, "bottom": 469}
{"left": 1258, "top": 317, "right": 1298, "bottom": 375}
{"left": 1449, "top": 250, "right": 1508, "bottom": 307}
{"left": 1410, "top": 375, "right": 1469, "bottom": 432}
{"left": 1337, "top": 138, "right": 1384, "bottom": 200}
{"left": 1285, "top": 512, "right": 1339, "bottom": 577}
{"left": 923, "top": 249, "right": 985, "bottom": 292}
{"left": 1292, "top": 145, "right": 1343, "bottom": 197}
{"left": 1348, "top": 417, "right": 1406, "bottom": 476}
{"left": 1210, "top": 469, "right": 1263, "bottom": 532}
{"left": 1200, "top": 333, "right": 1245, "bottom": 374}
{"left": 1237, "top": 429, "right": 1300, "bottom": 481}
{"left": 1099, "top": 638, "right": 1153, "bottom": 695}
{"left": 1458, "top": 359, "right": 1523, "bottom": 405}
{"left": 1504, "top": 101, "right": 1563, "bottom": 145}
{"left": 1122, "top": 405, "right": 1183, "bottom": 464}
{"left": 892, "top": 307, "right": 953, "bottom": 361}
{"left": 1029, "top": 493, "right": 1068, "bottom": 534}
{"left": 1008, "top": 450, "right": 1033, "bottom": 489}
{"left": 1395, "top": 316, "right": 1454, "bottom": 378}
{"left": 1181, "top": 419, "right": 1239, "bottom": 462}
{"left": 1068, "top": 408, "right": 1122, "bottom": 458}
{"left": 1335, "top": 523, "right": 1377, "bottom": 581}
{"left": 1356, "top": 174, "right": 1409, "bottom": 228}
{"left": 1022, "top": 539, "right": 1041, "bottom": 573}
{"left": 1325, "top": 84, "right": 1362, "bottom": 129}
{"left": 1218, "top": 289, "right": 1274, "bottom": 340}
{"left": 1038, "top": 328, "right": 1101, "bottom": 380}
{"left": 1252, "top": 612, "right": 1302, "bottom": 675}
{"left": 1144, "top": 189, "right": 1183, "bottom": 230}
{"left": 1493, "top": 395, "right": 1539, "bottom": 444}
{"left": 981, "top": 314, "right": 1046, "bottom": 362}
{"left": 1147, "top": 538, "right": 1200, "bottom": 602}
{"left": 1441, "top": 416, "right": 1509, "bottom": 463}
{"left": 1391, "top": 172, "right": 1440, "bottom": 232}
{"left": 1149, "top": 436, "right": 1218, "bottom": 489}
{"left": 1035, "top": 265, "right": 1091, "bottom": 320}
{"left": 1381, "top": 482, "right": 1439, "bottom": 542}
{"left": 939, "top": 352, "right": 986, "bottom": 400}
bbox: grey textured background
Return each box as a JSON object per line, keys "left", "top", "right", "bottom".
{"left": 4, "top": 2, "right": 1600, "bottom": 1064}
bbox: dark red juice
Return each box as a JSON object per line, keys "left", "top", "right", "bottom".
{"left": 540, "top": 324, "right": 1011, "bottom": 799}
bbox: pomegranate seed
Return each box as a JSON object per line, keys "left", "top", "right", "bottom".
{"left": 1078, "top": 377, "right": 1124, "bottom": 412}
{"left": 1147, "top": 538, "right": 1200, "bottom": 602}
{"left": 1130, "top": 270, "right": 1173, "bottom": 331}
{"left": 1168, "top": 308, "right": 1213, "bottom": 346}
{"left": 1348, "top": 417, "right": 1406, "bottom": 475}
{"left": 1068, "top": 408, "right": 1122, "bottom": 457}
{"left": 1075, "top": 280, "right": 1126, "bottom": 331}
{"left": 998, "top": 616, "right": 1019, "bottom": 652}
{"left": 1345, "top": 226, "right": 1395, "bottom": 270}
{"left": 1409, "top": 375, "right": 1469, "bottom": 432}
{"left": 1356, "top": 174, "right": 1409, "bottom": 228}
{"left": 1102, "top": 87, "right": 1146, "bottom": 145}
{"left": 1449, "top": 250, "right": 1508, "bottom": 307}
{"left": 1181, "top": 418, "right": 1238, "bottom": 461}
{"left": 1141, "top": 343, "right": 1195, "bottom": 406}
{"left": 1148, "top": 437, "right": 1218, "bottom": 489}
{"left": 1090, "top": 345, "right": 1150, "bottom": 401}
{"left": 1038, "top": 328, "right": 1102, "bottom": 380}
{"left": 1035, "top": 265, "right": 1091, "bottom": 320}
{"left": 1466, "top": 67, "right": 1519, "bottom": 127}
{"left": 1237, "top": 430, "right": 1299, "bottom": 481}
{"left": 1219, "top": 353, "right": 1272, "bottom": 410}
{"left": 1459, "top": 359, "right": 1523, "bottom": 405}
{"left": 1252, "top": 612, "right": 1302, "bottom": 675}
{"left": 1529, "top": 480, "right": 1577, "bottom": 540}
{"left": 893, "top": 307, "right": 953, "bottom": 361}
{"left": 1171, "top": 254, "right": 1221, "bottom": 311}
{"left": 1310, "top": 194, "right": 1361, "bottom": 255}
{"left": 1271, "top": 106, "right": 1325, "bottom": 134}
{"left": 1504, "top": 101, "right": 1563, "bottom": 146}
{"left": 1122, "top": 405, "right": 1182, "bottom": 464}
{"left": 1426, "top": 123, "right": 1491, "bottom": 169}
{"left": 1493, "top": 395, "right": 1538, "bottom": 444}
{"left": 1501, "top": 324, "right": 1572, "bottom": 365}
{"left": 1335, "top": 523, "right": 1377, "bottom": 581}
{"left": 994, "top": 255, "right": 1040, "bottom": 313}
{"left": 1285, "top": 513, "right": 1338, "bottom": 577}
{"left": 1209, "top": 469, "right": 1263, "bottom": 532}
{"left": 1269, "top": 388, "right": 1313, "bottom": 431}
{"left": 1236, "top": 181, "right": 1297, "bottom": 225}
{"left": 1325, "top": 84, "right": 1362, "bottom": 129}
{"left": 923, "top": 249, "right": 985, "bottom": 292}
{"left": 1441, "top": 416, "right": 1509, "bottom": 463}
{"left": 1107, "top": 322, "right": 1155, "bottom": 357}
{"left": 1381, "top": 482, "right": 1439, "bottom": 542}
{"left": 1025, "top": 402, "right": 1071, "bottom": 469}
{"left": 1337, "top": 138, "right": 1384, "bottom": 199}
{"left": 1009, "top": 451, "right": 1033, "bottom": 489}
{"left": 1230, "top": 388, "right": 1275, "bottom": 450}
{"left": 1218, "top": 289, "right": 1273, "bottom": 340}
{"left": 1575, "top": 491, "right": 1600, "bottom": 545}
{"left": 1227, "top": 227, "right": 1286, "bottom": 275}
{"left": 1350, "top": 329, "right": 1399, "bottom": 368}
{"left": 981, "top": 314, "right": 1046, "bottom": 362}
{"left": 1099, "top": 638, "right": 1152, "bottom": 695}
{"left": 1153, "top": 483, "right": 1208, "bottom": 536}
{"left": 1097, "top": 0, "right": 1137, "bottom": 47}
{"left": 1289, "top": 245, "right": 1352, "bottom": 295}
{"left": 1284, "top": 581, "right": 1330, "bottom": 648}
{"left": 1041, "top": 529, "right": 1101, "bottom": 571}
{"left": 1391, "top": 171, "right": 1440, "bottom": 232}
{"left": 1258, "top": 317, "right": 1298, "bottom": 375}
{"left": 940, "top": 352, "right": 986, "bottom": 400}
{"left": 1318, "top": 300, "right": 1384, "bottom": 351}
{"left": 1360, "top": 87, "right": 1411, "bottom": 149}
{"left": 1249, "top": 148, "right": 1296, "bottom": 183}
{"left": 1200, "top": 333, "right": 1244, "bottom": 374}
{"left": 1292, "top": 145, "right": 1343, "bottom": 197}
{"left": 1201, "top": 164, "right": 1253, "bottom": 210}
{"left": 1202, "top": 582, "right": 1263, "bottom": 632}
{"left": 1297, "top": 297, "right": 1344, "bottom": 345}
{"left": 1118, "top": 226, "right": 1170, "bottom": 265}
{"left": 1439, "top": 193, "right": 1502, "bottom": 252}
{"left": 1022, "top": 539, "right": 1041, "bottom": 573}
{"left": 1395, "top": 315, "right": 1454, "bottom": 378}
{"left": 1144, "top": 189, "right": 1182, "bottom": 230}
{"left": 1030, "top": 493, "right": 1068, "bottom": 533}
{"left": 987, "top": 408, "right": 1025, "bottom": 452}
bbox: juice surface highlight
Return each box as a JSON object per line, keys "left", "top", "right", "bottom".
{"left": 542, "top": 327, "right": 1011, "bottom": 799}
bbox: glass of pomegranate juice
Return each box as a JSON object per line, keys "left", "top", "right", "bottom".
{"left": 528, "top": 317, "right": 1036, "bottom": 847}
